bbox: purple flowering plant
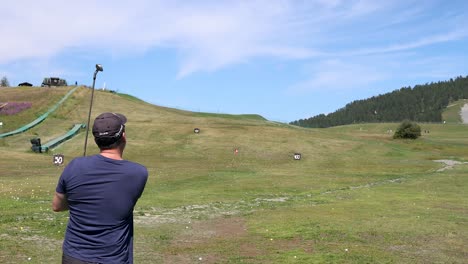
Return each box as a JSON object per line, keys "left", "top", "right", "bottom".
{"left": 0, "top": 102, "right": 33, "bottom": 115}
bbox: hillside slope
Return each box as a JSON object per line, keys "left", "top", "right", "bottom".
{"left": 0, "top": 87, "right": 467, "bottom": 263}
{"left": 0, "top": 86, "right": 271, "bottom": 153}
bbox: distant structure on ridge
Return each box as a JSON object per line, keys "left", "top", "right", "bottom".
{"left": 41, "top": 77, "right": 67, "bottom": 87}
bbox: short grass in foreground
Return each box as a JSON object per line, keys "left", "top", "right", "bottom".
{"left": 0, "top": 87, "right": 467, "bottom": 263}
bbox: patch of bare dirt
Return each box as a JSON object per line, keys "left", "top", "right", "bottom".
{"left": 160, "top": 217, "right": 247, "bottom": 264}
{"left": 195, "top": 217, "right": 247, "bottom": 239}
{"left": 461, "top": 103, "right": 468, "bottom": 124}
{"left": 163, "top": 253, "right": 220, "bottom": 264}
{"left": 162, "top": 216, "right": 315, "bottom": 263}
{"left": 434, "top": 159, "right": 468, "bottom": 172}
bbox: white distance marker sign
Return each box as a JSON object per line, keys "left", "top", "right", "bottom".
{"left": 53, "top": 154, "right": 65, "bottom": 166}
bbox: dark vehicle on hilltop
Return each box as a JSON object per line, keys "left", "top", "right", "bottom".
{"left": 18, "top": 82, "right": 33, "bottom": 87}
{"left": 42, "top": 77, "right": 67, "bottom": 87}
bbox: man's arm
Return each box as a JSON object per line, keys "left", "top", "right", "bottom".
{"left": 52, "top": 192, "right": 69, "bottom": 212}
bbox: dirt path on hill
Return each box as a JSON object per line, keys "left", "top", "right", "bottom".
{"left": 460, "top": 103, "right": 468, "bottom": 124}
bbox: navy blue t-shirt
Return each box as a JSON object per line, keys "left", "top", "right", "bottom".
{"left": 56, "top": 154, "right": 148, "bottom": 264}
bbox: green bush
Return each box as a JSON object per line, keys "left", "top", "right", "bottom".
{"left": 393, "top": 120, "right": 421, "bottom": 139}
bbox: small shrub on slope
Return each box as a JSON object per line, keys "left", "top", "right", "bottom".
{"left": 393, "top": 120, "right": 421, "bottom": 139}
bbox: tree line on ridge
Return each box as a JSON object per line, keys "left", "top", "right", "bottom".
{"left": 290, "top": 75, "right": 468, "bottom": 128}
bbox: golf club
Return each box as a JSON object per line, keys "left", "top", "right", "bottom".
{"left": 83, "top": 64, "right": 103, "bottom": 156}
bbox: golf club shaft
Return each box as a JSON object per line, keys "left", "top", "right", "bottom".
{"left": 83, "top": 71, "right": 98, "bottom": 156}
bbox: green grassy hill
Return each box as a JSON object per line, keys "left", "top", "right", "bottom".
{"left": 0, "top": 87, "right": 467, "bottom": 263}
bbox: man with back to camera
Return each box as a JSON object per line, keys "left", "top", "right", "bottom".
{"left": 52, "top": 112, "right": 148, "bottom": 264}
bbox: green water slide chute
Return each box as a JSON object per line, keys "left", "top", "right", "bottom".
{"left": 37, "top": 123, "right": 85, "bottom": 152}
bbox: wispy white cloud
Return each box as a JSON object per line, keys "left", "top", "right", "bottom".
{"left": 346, "top": 30, "right": 468, "bottom": 56}
{"left": 288, "top": 59, "right": 387, "bottom": 94}
{"left": 0, "top": 0, "right": 467, "bottom": 79}
{"left": 0, "top": 0, "right": 319, "bottom": 77}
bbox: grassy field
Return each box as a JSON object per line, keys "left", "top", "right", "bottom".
{"left": 0, "top": 87, "right": 467, "bottom": 263}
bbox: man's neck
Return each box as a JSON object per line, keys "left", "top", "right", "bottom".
{"left": 100, "top": 149, "right": 123, "bottom": 160}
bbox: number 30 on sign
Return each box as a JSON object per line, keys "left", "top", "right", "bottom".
{"left": 53, "top": 154, "right": 64, "bottom": 166}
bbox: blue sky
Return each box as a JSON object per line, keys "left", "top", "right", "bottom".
{"left": 1, "top": 1, "right": 467, "bottom": 122}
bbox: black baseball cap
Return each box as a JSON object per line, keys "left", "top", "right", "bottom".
{"left": 92, "top": 112, "right": 127, "bottom": 140}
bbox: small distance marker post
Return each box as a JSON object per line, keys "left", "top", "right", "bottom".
{"left": 53, "top": 154, "right": 65, "bottom": 166}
